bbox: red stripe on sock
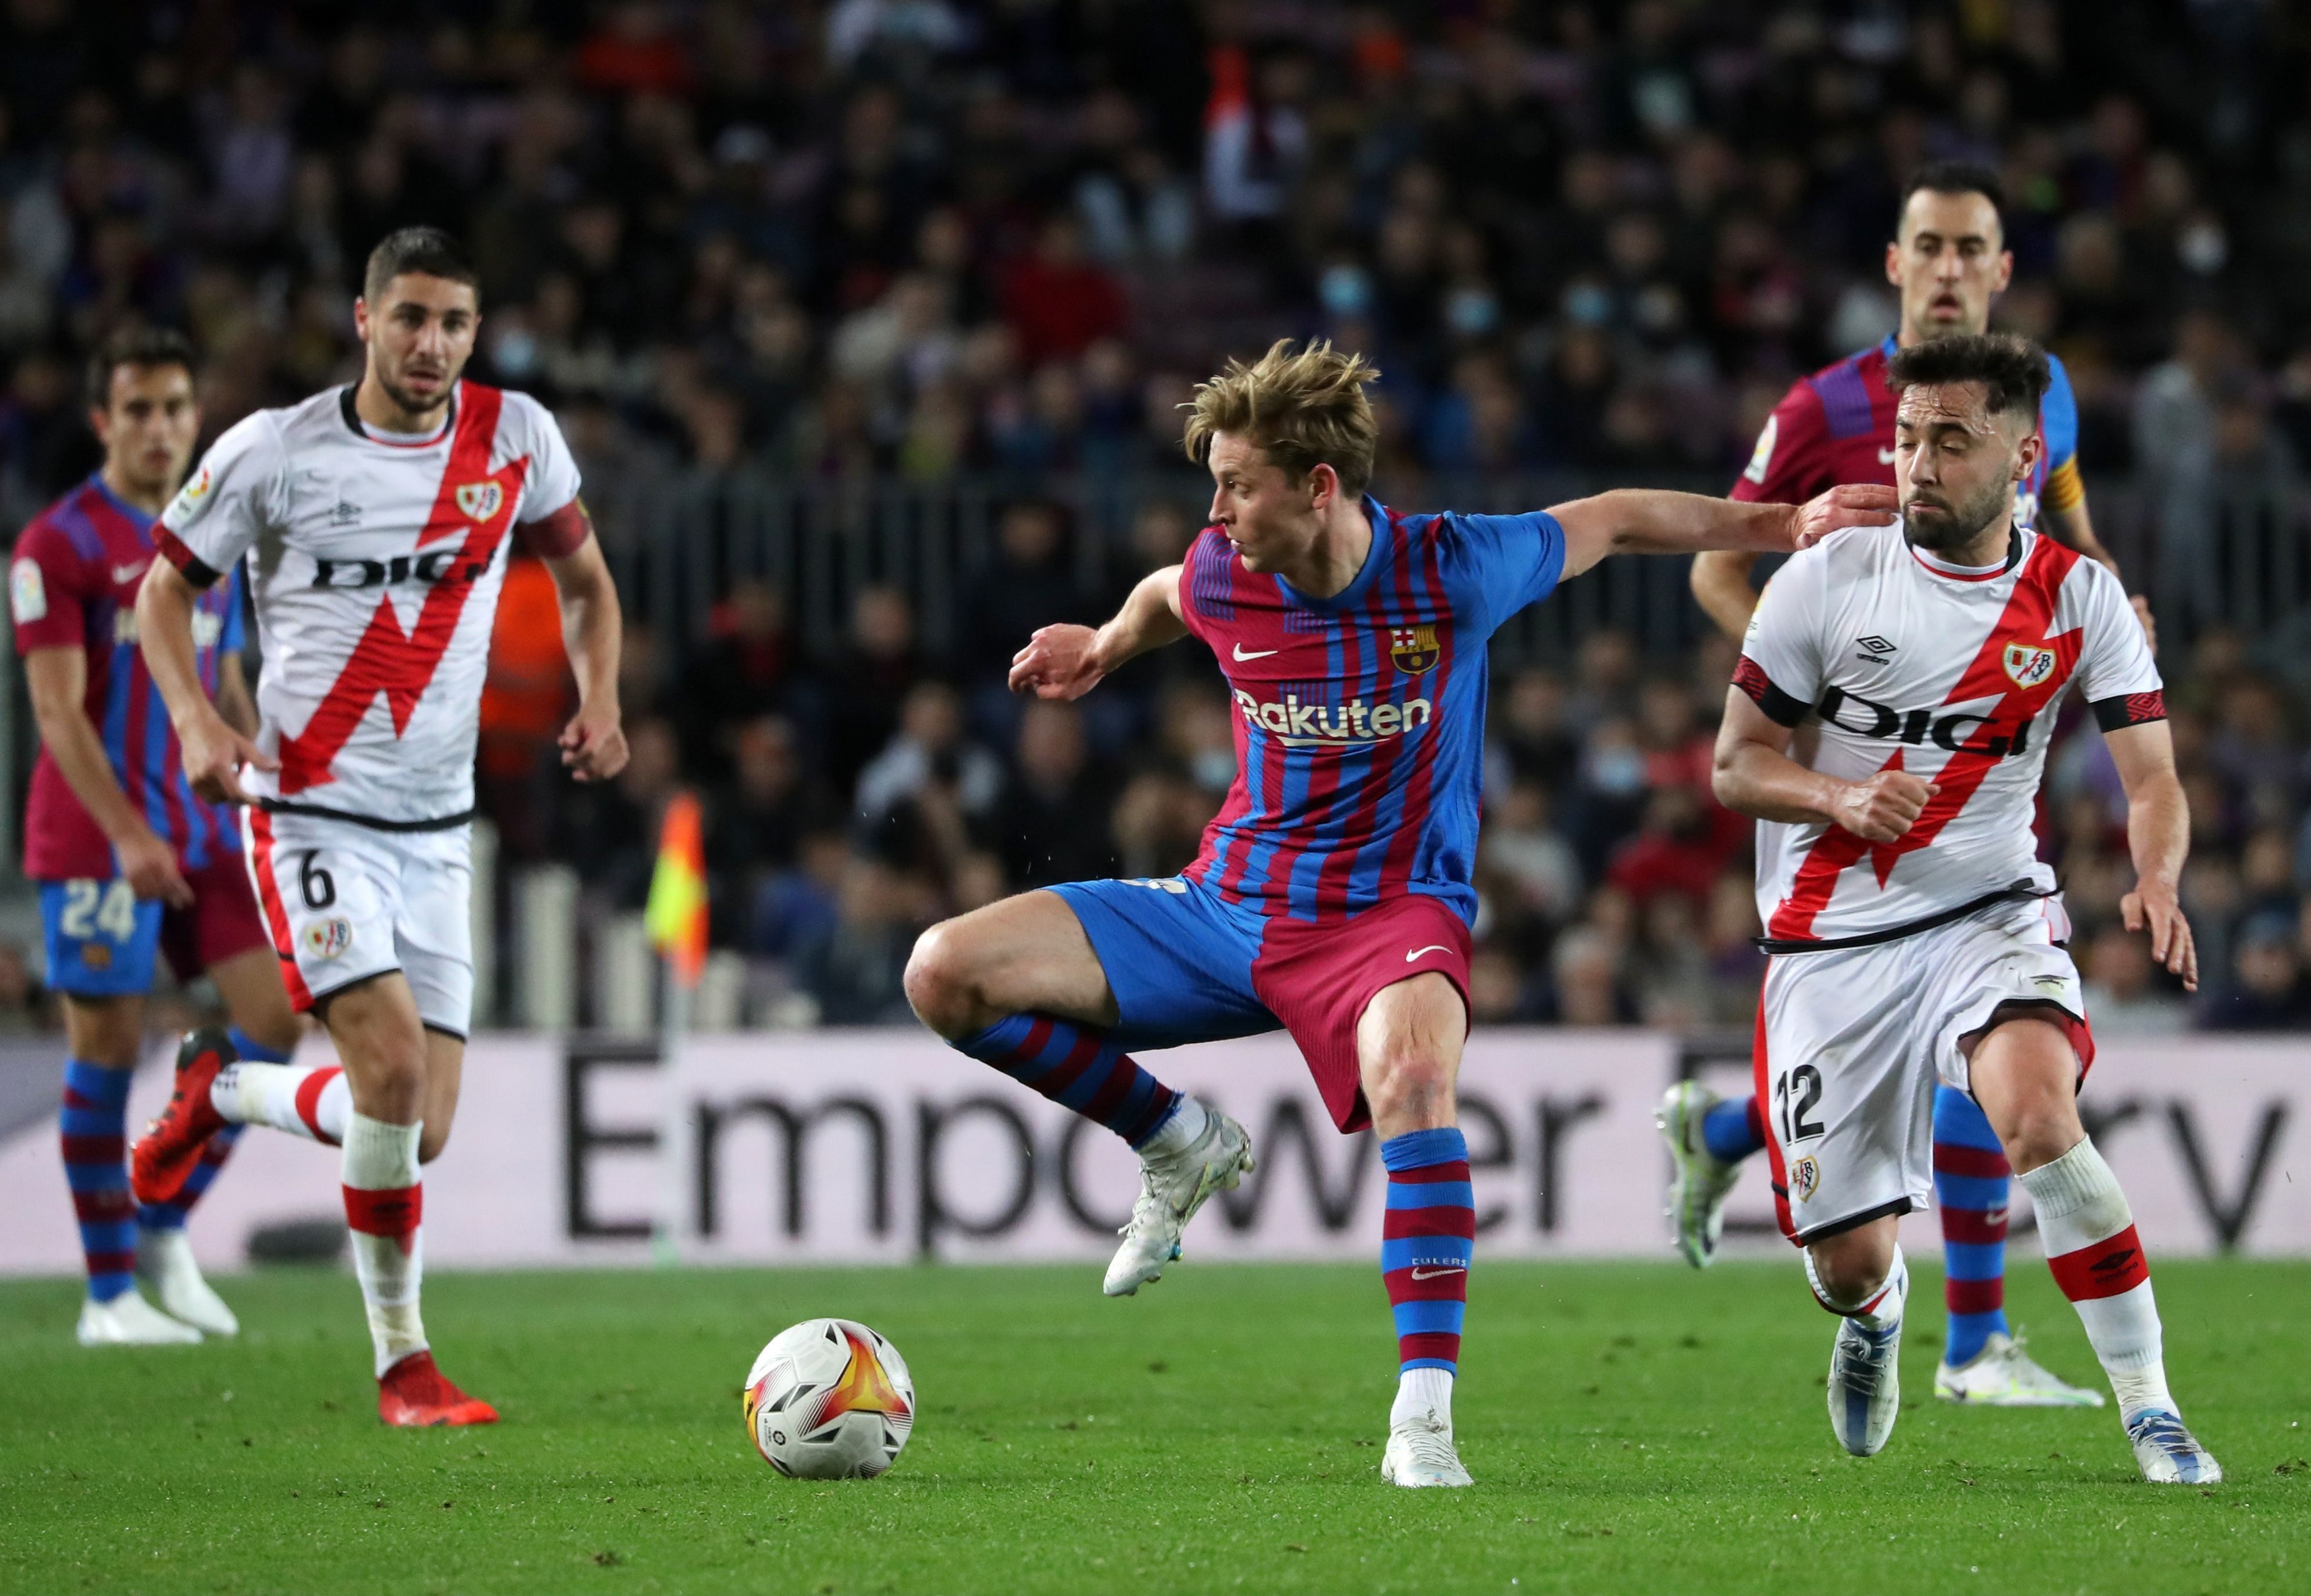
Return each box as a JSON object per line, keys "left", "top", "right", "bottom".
{"left": 1397, "top": 1331, "right": 1461, "bottom": 1365}
{"left": 1932, "top": 1143, "right": 2011, "bottom": 1178}
{"left": 1388, "top": 1160, "right": 1472, "bottom": 1184}
{"left": 61, "top": 1133, "right": 127, "bottom": 1164}
{"left": 84, "top": 1249, "right": 136, "bottom": 1276}
{"left": 1940, "top": 1207, "right": 2009, "bottom": 1245}
{"left": 1382, "top": 1206, "right": 1477, "bottom": 1240}
{"left": 1035, "top": 1031, "right": 1106, "bottom": 1100}
{"left": 1944, "top": 1275, "right": 2005, "bottom": 1315}
{"left": 294, "top": 1068, "right": 344, "bottom": 1143}
{"left": 343, "top": 1183, "right": 422, "bottom": 1251}
{"left": 1383, "top": 1265, "right": 1469, "bottom": 1301}
{"left": 72, "top": 1189, "right": 134, "bottom": 1220}
{"left": 2047, "top": 1224, "right": 2150, "bottom": 1301}
{"left": 1077, "top": 1050, "right": 1143, "bottom": 1127}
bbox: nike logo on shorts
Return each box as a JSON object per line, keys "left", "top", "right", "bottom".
{"left": 1406, "top": 944, "right": 1452, "bottom": 961}
{"left": 1410, "top": 1265, "right": 1466, "bottom": 1281}
{"left": 1232, "top": 643, "right": 1278, "bottom": 661}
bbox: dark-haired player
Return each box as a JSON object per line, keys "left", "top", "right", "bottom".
{"left": 904, "top": 338, "right": 1896, "bottom": 1486}
{"left": 13, "top": 328, "right": 302, "bottom": 1346}
{"left": 1713, "top": 331, "right": 2215, "bottom": 1483}
{"left": 1663, "top": 162, "right": 2150, "bottom": 1409}
{"left": 130, "top": 229, "right": 629, "bottom": 1425}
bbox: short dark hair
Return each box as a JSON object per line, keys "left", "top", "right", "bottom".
{"left": 86, "top": 325, "right": 196, "bottom": 409}
{"left": 1885, "top": 331, "right": 2049, "bottom": 424}
{"left": 362, "top": 226, "right": 479, "bottom": 304}
{"left": 1899, "top": 160, "right": 2006, "bottom": 232}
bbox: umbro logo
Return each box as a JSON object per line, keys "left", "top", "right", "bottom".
{"left": 1854, "top": 635, "right": 1897, "bottom": 665}
{"left": 329, "top": 498, "right": 362, "bottom": 526}
{"left": 2090, "top": 1248, "right": 2138, "bottom": 1275}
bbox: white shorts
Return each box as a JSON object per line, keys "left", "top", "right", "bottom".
{"left": 1756, "top": 896, "right": 2093, "bottom": 1245}
{"left": 242, "top": 807, "right": 474, "bottom": 1038}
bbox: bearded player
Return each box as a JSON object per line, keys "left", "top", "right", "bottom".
{"left": 13, "top": 327, "right": 302, "bottom": 1347}
{"left": 130, "top": 228, "right": 629, "bottom": 1425}
{"left": 903, "top": 339, "right": 1896, "bottom": 1487}
{"left": 1663, "top": 161, "right": 2153, "bottom": 1409}
{"left": 1716, "top": 333, "right": 2215, "bottom": 1482}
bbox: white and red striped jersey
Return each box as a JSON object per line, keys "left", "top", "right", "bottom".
{"left": 157, "top": 382, "right": 586, "bottom": 826}
{"left": 1734, "top": 525, "right": 2162, "bottom": 947}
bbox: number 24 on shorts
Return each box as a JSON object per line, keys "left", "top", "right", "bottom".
{"left": 1774, "top": 1064, "right": 1824, "bottom": 1144}
{"left": 59, "top": 878, "right": 139, "bottom": 943}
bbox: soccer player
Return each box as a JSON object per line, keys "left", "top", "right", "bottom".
{"left": 1662, "top": 160, "right": 2150, "bottom": 1408}
{"left": 1715, "top": 332, "right": 2216, "bottom": 1482}
{"left": 128, "top": 228, "right": 629, "bottom": 1425}
{"left": 14, "top": 327, "right": 303, "bottom": 1347}
{"left": 903, "top": 339, "right": 1896, "bottom": 1487}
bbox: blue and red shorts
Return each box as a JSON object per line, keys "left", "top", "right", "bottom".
{"left": 40, "top": 852, "right": 271, "bottom": 998}
{"left": 1046, "top": 874, "right": 1473, "bottom": 1133}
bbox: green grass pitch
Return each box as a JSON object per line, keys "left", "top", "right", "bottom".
{"left": 2, "top": 1259, "right": 2307, "bottom": 1594}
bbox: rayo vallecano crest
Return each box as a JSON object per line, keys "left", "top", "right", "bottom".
{"left": 2003, "top": 641, "right": 2057, "bottom": 690}
{"left": 455, "top": 480, "right": 504, "bottom": 523}
{"left": 1390, "top": 624, "right": 1441, "bottom": 675}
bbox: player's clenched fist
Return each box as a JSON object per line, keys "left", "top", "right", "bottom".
{"left": 1788, "top": 483, "right": 1900, "bottom": 550}
{"left": 179, "top": 713, "right": 277, "bottom": 808}
{"left": 1009, "top": 624, "right": 1107, "bottom": 700}
{"left": 1829, "top": 769, "right": 1936, "bottom": 842}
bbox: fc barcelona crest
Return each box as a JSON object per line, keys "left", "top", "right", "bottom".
{"left": 2002, "top": 642, "right": 2057, "bottom": 690}
{"left": 455, "top": 480, "right": 504, "bottom": 523}
{"left": 1390, "top": 624, "right": 1441, "bottom": 675}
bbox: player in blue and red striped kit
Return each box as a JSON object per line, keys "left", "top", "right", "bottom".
{"left": 903, "top": 340, "right": 1895, "bottom": 1487}
{"left": 12, "top": 329, "right": 301, "bottom": 1346}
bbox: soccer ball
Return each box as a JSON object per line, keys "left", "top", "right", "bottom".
{"left": 743, "top": 1318, "right": 915, "bottom": 1479}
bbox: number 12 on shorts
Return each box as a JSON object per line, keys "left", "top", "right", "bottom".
{"left": 1774, "top": 1064, "right": 1824, "bottom": 1144}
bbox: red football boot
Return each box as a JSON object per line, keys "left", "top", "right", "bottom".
{"left": 378, "top": 1350, "right": 499, "bottom": 1427}
{"left": 130, "top": 1029, "right": 234, "bottom": 1207}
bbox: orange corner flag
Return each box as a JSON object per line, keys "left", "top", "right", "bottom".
{"left": 645, "top": 791, "right": 708, "bottom": 989}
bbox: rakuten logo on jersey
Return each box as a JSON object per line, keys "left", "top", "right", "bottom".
{"left": 1816, "top": 685, "right": 2038, "bottom": 758}
{"left": 1232, "top": 689, "right": 1432, "bottom": 747}
{"left": 309, "top": 550, "right": 495, "bottom": 589}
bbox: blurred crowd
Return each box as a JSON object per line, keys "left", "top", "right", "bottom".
{"left": 3, "top": 0, "right": 2311, "bottom": 1029}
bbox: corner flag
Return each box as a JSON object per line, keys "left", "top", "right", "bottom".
{"left": 644, "top": 791, "right": 708, "bottom": 989}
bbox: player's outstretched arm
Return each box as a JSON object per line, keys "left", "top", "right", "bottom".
{"left": 1551, "top": 484, "right": 1898, "bottom": 580}
{"left": 2105, "top": 720, "right": 2196, "bottom": 990}
{"left": 135, "top": 559, "right": 274, "bottom": 807}
{"left": 542, "top": 529, "right": 629, "bottom": 784}
{"left": 1711, "top": 688, "right": 1936, "bottom": 841}
{"left": 22, "top": 647, "right": 191, "bottom": 905}
{"left": 1008, "top": 564, "right": 1186, "bottom": 701}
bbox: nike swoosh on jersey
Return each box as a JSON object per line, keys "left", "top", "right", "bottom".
{"left": 1406, "top": 944, "right": 1452, "bottom": 961}
{"left": 112, "top": 562, "right": 149, "bottom": 584}
{"left": 1232, "top": 642, "right": 1278, "bottom": 661}
{"left": 1877, "top": 447, "right": 1897, "bottom": 463}
{"left": 1409, "top": 1266, "right": 1467, "bottom": 1280}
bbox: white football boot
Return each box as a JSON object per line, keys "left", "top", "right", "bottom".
{"left": 1381, "top": 1409, "right": 1473, "bottom": 1489}
{"left": 138, "top": 1226, "right": 239, "bottom": 1337}
{"left": 1102, "top": 1104, "right": 1254, "bottom": 1297}
{"left": 1933, "top": 1329, "right": 2101, "bottom": 1406}
{"left": 1655, "top": 1081, "right": 1742, "bottom": 1268}
{"left": 76, "top": 1288, "right": 202, "bottom": 1346}
{"left": 1825, "top": 1261, "right": 1907, "bottom": 1458}
{"left": 2125, "top": 1410, "right": 2223, "bottom": 1485}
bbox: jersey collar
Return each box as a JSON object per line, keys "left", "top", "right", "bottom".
{"left": 84, "top": 470, "right": 154, "bottom": 530}
{"left": 1272, "top": 495, "right": 1392, "bottom": 613}
{"left": 340, "top": 382, "right": 457, "bottom": 448}
{"left": 1910, "top": 527, "right": 2027, "bottom": 582}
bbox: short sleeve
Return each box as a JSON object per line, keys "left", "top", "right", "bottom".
{"left": 159, "top": 412, "right": 285, "bottom": 586}
{"left": 10, "top": 520, "right": 90, "bottom": 654}
{"left": 2038, "top": 354, "right": 2084, "bottom": 514}
{"left": 513, "top": 398, "right": 583, "bottom": 524}
{"left": 1437, "top": 509, "right": 1564, "bottom": 634}
{"left": 2071, "top": 564, "right": 2163, "bottom": 729}
{"left": 1729, "top": 383, "right": 1829, "bottom": 504}
{"left": 1734, "top": 550, "right": 1827, "bottom": 726}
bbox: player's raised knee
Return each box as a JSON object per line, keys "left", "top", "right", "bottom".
{"left": 903, "top": 920, "right": 983, "bottom": 1039}
{"left": 1808, "top": 1225, "right": 1897, "bottom": 1308}
{"left": 1361, "top": 1045, "right": 1455, "bottom": 1129}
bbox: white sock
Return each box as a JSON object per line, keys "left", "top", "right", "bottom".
{"left": 1140, "top": 1095, "right": 1210, "bottom": 1160}
{"left": 341, "top": 1112, "right": 426, "bottom": 1379}
{"left": 1804, "top": 1243, "right": 1907, "bottom": 1330}
{"left": 1391, "top": 1365, "right": 1454, "bottom": 1430}
{"left": 214, "top": 1063, "right": 349, "bottom": 1145}
{"left": 2018, "top": 1138, "right": 2169, "bottom": 1417}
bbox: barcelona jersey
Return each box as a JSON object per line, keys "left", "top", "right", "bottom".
{"left": 1175, "top": 496, "right": 1564, "bottom": 925}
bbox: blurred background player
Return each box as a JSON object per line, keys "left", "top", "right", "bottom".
{"left": 1661, "top": 161, "right": 2153, "bottom": 1408}
{"left": 905, "top": 339, "right": 1897, "bottom": 1488}
{"left": 1711, "top": 333, "right": 2215, "bottom": 1483}
{"left": 11, "top": 327, "right": 301, "bottom": 1347}
{"left": 129, "top": 229, "right": 629, "bottom": 1425}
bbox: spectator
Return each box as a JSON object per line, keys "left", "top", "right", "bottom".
{"left": 2198, "top": 910, "right": 2311, "bottom": 1030}
{"left": 988, "top": 700, "right": 1118, "bottom": 888}
{"left": 2082, "top": 923, "right": 2188, "bottom": 1039}
{"left": 814, "top": 584, "right": 923, "bottom": 791}
{"left": 855, "top": 680, "right": 1004, "bottom": 823}
{"left": 679, "top": 578, "right": 800, "bottom": 780}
